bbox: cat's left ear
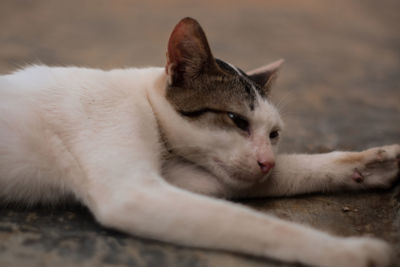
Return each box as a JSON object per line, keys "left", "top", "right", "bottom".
{"left": 247, "top": 59, "right": 284, "bottom": 94}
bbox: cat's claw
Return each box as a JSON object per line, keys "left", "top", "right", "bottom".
{"left": 352, "top": 168, "right": 364, "bottom": 183}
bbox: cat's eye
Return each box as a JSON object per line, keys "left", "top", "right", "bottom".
{"left": 269, "top": 130, "right": 279, "bottom": 139}
{"left": 227, "top": 112, "right": 249, "bottom": 132}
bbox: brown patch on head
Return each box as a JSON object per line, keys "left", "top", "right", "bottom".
{"left": 336, "top": 152, "right": 365, "bottom": 164}
{"left": 165, "top": 17, "right": 260, "bottom": 128}
{"left": 167, "top": 71, "right": 257, "bottom": 113}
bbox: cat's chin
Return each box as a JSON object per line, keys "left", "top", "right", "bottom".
{"left": 217, "top": 173, "right": 266, "bottom": 190}
{"left": 210, "top": 159, "right": 268, "bottom": 189}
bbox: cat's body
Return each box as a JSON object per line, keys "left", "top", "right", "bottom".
{"left": 0, "top": 18, "right": 399, "bottom": 267}
{"left": 0, "top": 66, "right": 164, "bottom": 204}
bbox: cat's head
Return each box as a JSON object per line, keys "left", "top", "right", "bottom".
{"left": 159, "top": 17, "right": 283, "bottom": 189}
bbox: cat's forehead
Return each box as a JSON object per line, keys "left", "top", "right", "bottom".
{"left": 214, "top": 59, "right": 267, "bottom": 110}
{"left": 215, "top": 59, "right": 266, "bottom": 94}
{"left": 166, "top": 59, "right": 266, "bottom": 114}
{"left": 213, "top": 60, "right": 281, "bottom": 128}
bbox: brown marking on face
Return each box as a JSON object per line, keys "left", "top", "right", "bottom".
{"left": 177, "top": 108, "right": 238, "bottom": 131}
{"left": 165, "top": 18, "right": 261, "bottom": 131}
{"left": 336, "top": 152, "right": 365, "bottom": 164}
{"left": 167, "top": 72, "right": 255, "bottom": 112}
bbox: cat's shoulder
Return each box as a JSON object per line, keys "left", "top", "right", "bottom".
{"left": 5, "top": 65, "right": 108, "bottom": 81}
{"left": 3, "top": 64, "right": 163, "bottom": 84}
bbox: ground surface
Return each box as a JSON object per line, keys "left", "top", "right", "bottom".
{"left": 0, "top": 0, "right": 399, "bottom": 266}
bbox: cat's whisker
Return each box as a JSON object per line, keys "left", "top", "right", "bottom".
{"left": 273, "top": 90, "right": 294, "bottom": 115}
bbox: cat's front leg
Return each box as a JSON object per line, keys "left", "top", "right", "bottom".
{"left": 84, "top": 174, "right": 392, "bottom": 267}
{"left": 238, "top": 144, "right": 400, "bottom": 198}
{"left": 162, "top": 156, "right": 228, "bottom": 197}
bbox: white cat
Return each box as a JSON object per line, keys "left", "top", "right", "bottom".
{"left": 0, "top": 17, "right": 399, "bottom": 267}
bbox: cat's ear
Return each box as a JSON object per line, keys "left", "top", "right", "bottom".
{"left": 166, "top": 17, "right": 217, "bottom": 85}
{"left": 247, "top": 59, "right": 284, "bottom": 94}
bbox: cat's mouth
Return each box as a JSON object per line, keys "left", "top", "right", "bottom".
{"left": 212, "top": 157, "right": 265, "bottom": 184}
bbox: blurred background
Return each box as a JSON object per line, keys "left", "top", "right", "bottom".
{"left": 0, "top": 0, "right": 399, "bottom": 152}
{"left": 0, "top": 1, "right": 399, "bottom": 266}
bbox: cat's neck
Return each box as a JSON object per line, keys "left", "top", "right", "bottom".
{"left": 151, "top": 68, "right": 169, "bottom": 97}
{"left": 146, "top": 69, "right": 179, "bottom": 152}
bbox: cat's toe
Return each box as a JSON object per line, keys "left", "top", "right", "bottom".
{"left": 339, "top": 237, "right": 393, "bottom": 267}
{"left": 364, "top": 144, "right": 400, "bottom": 164}
{"left": 355, "top": 145, "right": 400, "bottom": 188}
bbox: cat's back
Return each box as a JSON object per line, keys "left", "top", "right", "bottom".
{"left": 0, "top": 65, "right": 140, "bottom": 101}
{"left": 0, "top": 65, "right": 163, "bottom": 122}
{"left": 0, "top": 65, "right": 106, "bottom": 95}
{"left": 0, "top": 65, "right": 164, "bottom": 204}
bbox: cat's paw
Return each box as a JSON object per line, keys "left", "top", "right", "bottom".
{"left": 339, "top": 144, "right": 400, "bottom": 189}
{"left": 334, "top": 237, "right": 393, "bottom": 267}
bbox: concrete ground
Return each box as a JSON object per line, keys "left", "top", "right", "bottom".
{"left": 0, "top": 0, "right": 399, "bottom": 266}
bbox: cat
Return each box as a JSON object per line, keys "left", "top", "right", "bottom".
{"left": 0, "top": 17, "right": 399, "bottom": 267}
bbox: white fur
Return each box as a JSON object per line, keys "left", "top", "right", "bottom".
{"left": 0, "top": 65, "right": 398, "bottom": 267}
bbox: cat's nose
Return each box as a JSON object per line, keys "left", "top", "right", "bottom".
{"left": 257, "top": 160, "right": 275, "bottom": 174}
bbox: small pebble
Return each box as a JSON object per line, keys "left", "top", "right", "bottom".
{"left": 342, "top": 206, "right": 351, "bottom": 212}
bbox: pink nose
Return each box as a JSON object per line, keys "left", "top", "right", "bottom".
{"left": 257, "top": 161, "right": 275, "bottom": 174}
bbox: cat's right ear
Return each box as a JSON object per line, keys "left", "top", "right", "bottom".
{"left": 166, "top": 17, "right": 217, "bottom": 86}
